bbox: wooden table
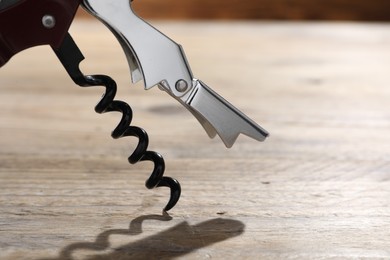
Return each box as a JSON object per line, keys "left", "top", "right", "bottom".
{"left": 1, "top": 20, "right": 389, "bottom": 259}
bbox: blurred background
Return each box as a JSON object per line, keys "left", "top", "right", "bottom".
{"left": 78, "top": 0, "right": 390, "bottom": 21}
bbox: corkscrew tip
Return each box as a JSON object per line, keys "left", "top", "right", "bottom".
{"left": 158, "top": 177, "right": 181, "bottom": 211}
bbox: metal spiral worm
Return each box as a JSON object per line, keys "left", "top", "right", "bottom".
{"left": 53, "top": 34, "right": 181, "bottom": 211}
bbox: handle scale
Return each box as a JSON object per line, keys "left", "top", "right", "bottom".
{"left": 0, "top": 0, "right": 81, "bottom": 67}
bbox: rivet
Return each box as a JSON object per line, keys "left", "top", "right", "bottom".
{"left": 175, "top": 80, "right": 188, "bottom": 92}
{"left": 42, "top": 15, "right": 56, "bottom": 29}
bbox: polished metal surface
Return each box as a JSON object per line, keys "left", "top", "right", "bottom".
{"left": 82, "top": 0, "right": 268, "bottom": 147}
{"left": 181, "top": 80, "right": 268, "bottom": 148}
{"left": 82, "top": 0, "right": 193, "bottom": 97}
{"left": 42, "top": 15, "right": 56, "bottom": 29}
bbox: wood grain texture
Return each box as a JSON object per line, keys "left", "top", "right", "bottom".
{"left": 0, "top": 20, "right": 390, "bottom": 259}
{"left": 128, "top": 0, "right": 390, "bottom": 20}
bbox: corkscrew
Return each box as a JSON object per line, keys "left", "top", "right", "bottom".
{"left": 0, "top": 0, "right": 269, "bottom": 211}
{"left": 53, "top": 34, "right": 181, "bottom": 211}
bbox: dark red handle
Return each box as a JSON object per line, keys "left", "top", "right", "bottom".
{"left": 0, "top": 0, "right": 81, "bottom": 67}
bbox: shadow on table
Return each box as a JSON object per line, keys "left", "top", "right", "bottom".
{"left": 44, "top": 213, "right": 245, "bottom": 259}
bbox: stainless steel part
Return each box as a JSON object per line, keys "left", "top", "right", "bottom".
{"left": 42, "top": 15, "right": 56, "bottom": 29}
{"left": 82, "top": 0, "right": 193, "bottom": 98}
{"left": 81, "top": 0, "right": 269, "bottom": 147}
{"left": 183, "top": 80, "right": 268, "bottom": 147}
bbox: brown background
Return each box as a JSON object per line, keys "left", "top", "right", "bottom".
{"left": 79, "top": 0, "right": 390, "bottom": 20}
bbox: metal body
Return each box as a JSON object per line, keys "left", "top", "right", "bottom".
{"left": 82, "top": 0, "right": 269, "bottom": 147}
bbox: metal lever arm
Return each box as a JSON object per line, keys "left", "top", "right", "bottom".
{"left": 82, "top": 0, "right": 193, "bottom": 97}
{"left": 82, "top": 0, "right": 269, "bottom": 147}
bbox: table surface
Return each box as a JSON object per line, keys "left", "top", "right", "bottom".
{"left": 0, "top": 20, "right": 389, "bottom": 259}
